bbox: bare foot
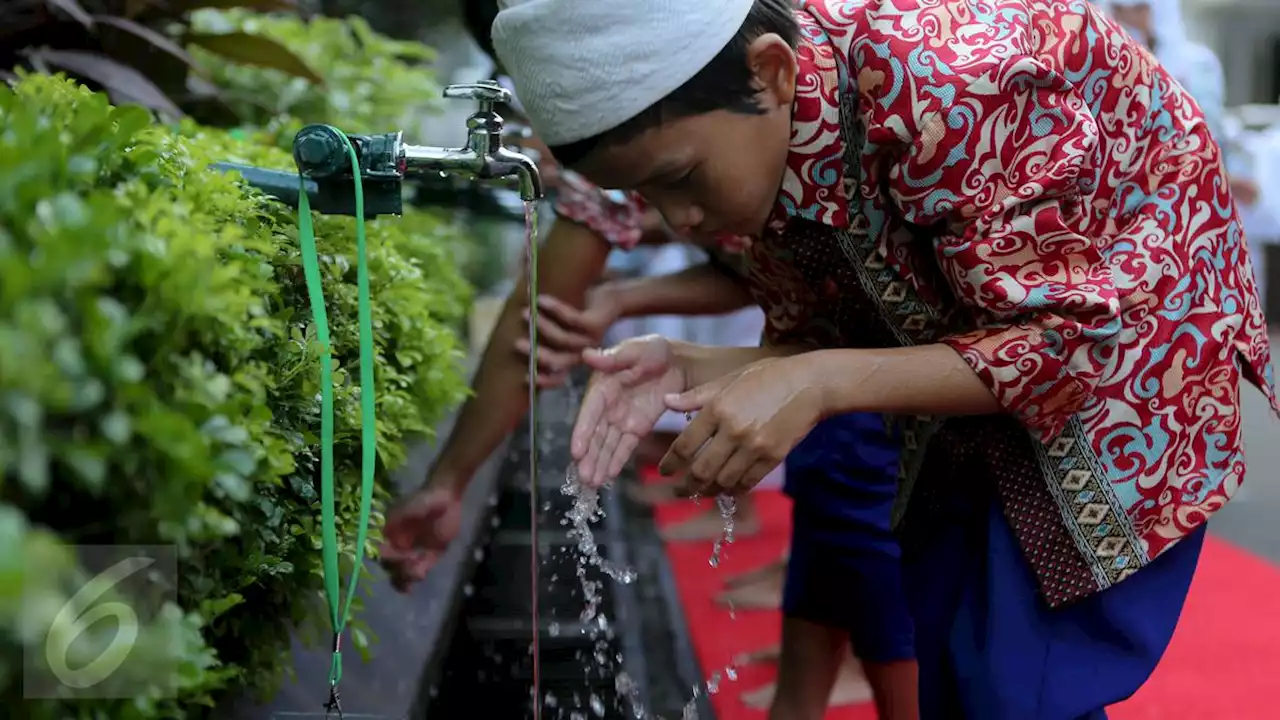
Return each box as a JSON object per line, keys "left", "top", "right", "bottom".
{"left": 740, "top": 655, "right": 874, "bottom": 710}
{"left": 722, "top": 553, "right": 788, "bottom": 590}
{"left": 733, "top": 644, "right": 781, "bottom": 667}
{"left": 714, "top": 566, "right": 784, "bottom": 610}
{"left": 625, "top": 480, "right": 680, "bottom": 506}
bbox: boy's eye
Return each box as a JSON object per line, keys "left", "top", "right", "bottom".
{"left": 666, "top": 167, "right": 696, "bottom": 189}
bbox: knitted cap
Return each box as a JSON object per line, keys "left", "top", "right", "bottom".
{"left": 491, "top": 0, "right": 756, "bottom": 146}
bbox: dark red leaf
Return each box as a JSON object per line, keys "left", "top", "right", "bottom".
{"left": 46, "top": 0, "right": 94, "bottom": 28}
{"left": 93, "top": 15, "right": 200, "bottom": 69}
{"left": 26, "top": 48, "right": 183, "bottom": 118}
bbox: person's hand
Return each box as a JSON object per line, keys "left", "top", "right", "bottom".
{"left": 570, "top": 336, "right": 687, "bottom": 487}
{"left": 515, "top": 289, "right": 621, "bottom": 387}
{"left": 378, "top": 484, "right": 463, "bottom": 593}
{"left": 1231, "top": 176, "right": 1260, "bottom": 207}
{"left": 659, "top": 355, "right": 824, "bottom": 497}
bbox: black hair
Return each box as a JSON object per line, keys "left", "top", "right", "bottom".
{"left": 548, "top": 0, "right": 800, "bottom": 168}
{"left": 461, "top": 0, "right": 501, "bottom": 61}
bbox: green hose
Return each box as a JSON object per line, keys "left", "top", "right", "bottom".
{"left": 294, "top": 126, "right": 377, "bottom": 703}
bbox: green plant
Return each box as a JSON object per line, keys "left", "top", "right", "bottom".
{"left": 1, "top": 1, "right": 329, "bottom": 123}
{"left": 0, "top": 72, "right": 470, "bottom": 718}
{"left": 188, "top": 9, "right": 442, "bottom": 143}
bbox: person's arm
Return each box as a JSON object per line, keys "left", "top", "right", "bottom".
{"left": 814, "top": 52, "right": 1118, "bottom": 437}
{"left": 599, "top": 261, "right": 755, "bottom": 318}
{"left": 428, "top": 219, "right": 612, "bottom": 491}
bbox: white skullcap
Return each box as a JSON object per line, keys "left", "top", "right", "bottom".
{"left": 492, "top": 0, "right": 756, "bottom": 147}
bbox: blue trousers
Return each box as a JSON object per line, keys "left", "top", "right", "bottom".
{"left": 781, "top": 412, "right": 914, "bottom": 663}
{"left": 904, "top": 497, "right": 1205, "bottom": 719}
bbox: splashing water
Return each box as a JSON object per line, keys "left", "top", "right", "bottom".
{"left": 708, "top": 495, "right": 737, "bottom": 568}
{"left": 524, "top": 201, "right": 543, "bottom": 720}
{"left": 552, "top": 358, "right": 744, "bottom": 718}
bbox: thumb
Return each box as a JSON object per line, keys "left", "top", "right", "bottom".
{"left": 664, "top": 382, "right": 717, "bottom": 412}
{"left": 582, "top": 344, "right": 639, "bottom": 372}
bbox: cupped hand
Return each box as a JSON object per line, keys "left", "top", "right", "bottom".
{"left": 378, "top": 485, "right": 462, "bottom": 593}
{"left": 659, "top": 356, "right": 824, "bottom": 497}
{"left": 570, "top": 335, "right": 687, "bottom": 487}
{"left": 515, "top": 290, "right": 620, "bottom": 388}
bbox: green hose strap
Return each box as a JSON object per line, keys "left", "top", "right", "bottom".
{"left": 295, "top": 127, "right": 376, "bottom": 690}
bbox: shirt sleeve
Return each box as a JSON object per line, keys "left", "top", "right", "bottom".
{"left": 552, "top": 170, "right": 645, "bottom": 249}
{"left": 885, "top": 55, "right": 1120, "bottom": 442}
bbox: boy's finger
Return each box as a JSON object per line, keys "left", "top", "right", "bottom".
{"left": 533, "top": 310, "right": 593, "bottom": 351}
{"left": 592, "top": 426, "right": 622, "bottom": 487}
{"left": 516, "top": 337, "right": 578, "bottom": 374}
{"left": 659, "top": 412, "right": 715, "bottom": 477}
{"left": 571, "top": 381, "right": 608, "bottom": 460}
{"left": 714, "top": 448, "right": 756, "bottom": 495}
{"left": 580, "top": 420, "right": 610, "bottom": 486}
{"left": 537, "top": 294, "right": 593, "bottom": 332}
{"left": 607, "top": 434, "right": 640, "bottom": 480}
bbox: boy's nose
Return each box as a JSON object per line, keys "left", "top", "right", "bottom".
{"left": 662, "top": 205, "right": 704, "bottom": 236}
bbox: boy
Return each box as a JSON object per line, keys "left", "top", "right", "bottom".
{"left": 386, "top": 6, "right": 918, "bottom": 714}
{"left": 492, "top": 0, "right": 1276, "bottom": 716}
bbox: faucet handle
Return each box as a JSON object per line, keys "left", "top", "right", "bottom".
{"left": 443, "top": 82, "right": 511, "bottom": 112}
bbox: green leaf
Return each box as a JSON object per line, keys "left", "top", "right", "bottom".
{"left": 185, "top": 32, "right": 324, "bottom": 84}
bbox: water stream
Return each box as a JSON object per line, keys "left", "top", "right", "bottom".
{"left": 524, "top": 201, "right": 543, "bottom": 720}
{"left": 521, "top": 201, "right": 741, "bottom": 718}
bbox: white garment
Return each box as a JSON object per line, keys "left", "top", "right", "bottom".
{"left": 491, "top": 0, "right": 754, "bottom": 145}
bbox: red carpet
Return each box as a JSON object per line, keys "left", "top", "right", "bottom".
{"left": 648, "top": 470, "right": 1280, "bottom": 719}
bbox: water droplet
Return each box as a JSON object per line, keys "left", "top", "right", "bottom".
{"left": 590, "top": 694, "right": 606, "bottom": 716}
{"left": 548, "top": 622, "right": 560, "bottom": 637}
{"left": 463, "top": 583, "right": 473, "bottom": 597}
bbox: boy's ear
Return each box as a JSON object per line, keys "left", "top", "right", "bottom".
{"left": 748, "top": 33, "right": 798, "bottom": 108}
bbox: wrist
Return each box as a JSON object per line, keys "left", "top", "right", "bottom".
{"left": 799, "top": 349, "right": 867, "bottom": 418}
{"left": 588, "top": 283, "right": 625, "bottom": 324}
{"left": 424, "top": 462, "right": 469, "bottom": 496}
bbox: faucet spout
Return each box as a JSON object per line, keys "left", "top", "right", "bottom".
{"left": 488, "top": 146, "right": 544, "bottom": 202}
{"left": 424, "top": 80, "right": 545, "bottom": 201}
{"left": 400, "top": 143, "right": 544, "bottom": 202}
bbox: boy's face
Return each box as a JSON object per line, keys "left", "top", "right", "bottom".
{"left": 571, "top": 35, "right": 798, "bottom": 240}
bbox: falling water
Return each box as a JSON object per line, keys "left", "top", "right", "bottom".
{"left": 524, "top": 201, "right": 543, "bottom": 720}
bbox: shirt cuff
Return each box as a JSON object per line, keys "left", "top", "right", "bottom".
{"left": 939, "top": 325, "right": 1093, "bottom": 443}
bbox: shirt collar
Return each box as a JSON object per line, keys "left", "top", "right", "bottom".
{"left": 765, "top": 10, "right": 850, "bottom": 234}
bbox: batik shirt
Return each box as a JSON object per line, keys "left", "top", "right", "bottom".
{"left": 743, "top": 0, "right": 1276, "bottom": 606}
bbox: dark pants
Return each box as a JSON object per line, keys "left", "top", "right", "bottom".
{"left": 782, "top": 412, "right": 915, "bottom": 662}
{"left": 905, "top": 498, "right": 1204, "bottom": 719}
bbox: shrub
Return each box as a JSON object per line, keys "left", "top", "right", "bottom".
{"left": 0, "top": 72, "right": 470, "bottom": 718}
{"left": 0, "top": 1, "right": 324, "bottom": 121}
{"left": 188, "top": 9, "right": 442, "bottom": 144}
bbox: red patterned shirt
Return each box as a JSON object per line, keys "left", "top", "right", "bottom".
{"left": 746, "top": 0, "right": 1276, "bottom": 604}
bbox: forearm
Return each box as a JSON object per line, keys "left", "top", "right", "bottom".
{"left": 604, "top": 262, "right": 754, "bottom": 318}
{"left": 428, "top": 221, "right": 610, "bottom": 489}
{"left": 809, "top": 345, "right": 999, "bottom": 417}
{"left": 428, "top": 278, "right": 537, "bottom": 489}
{"left": 674, "top": 341, "right": 803, "bottom": 388}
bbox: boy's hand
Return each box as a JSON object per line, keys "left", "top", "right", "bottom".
{"left": 660, "top": 355, "right": 824, "bottom": 497}
{"left": 378, "top": 485, "right": 463, "bottom": 593}
{"left": 515, "top": 290, "right": 621, "bottom": 387}
{"left": 570, "top": 336, "right": 687, "bottom": 487}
